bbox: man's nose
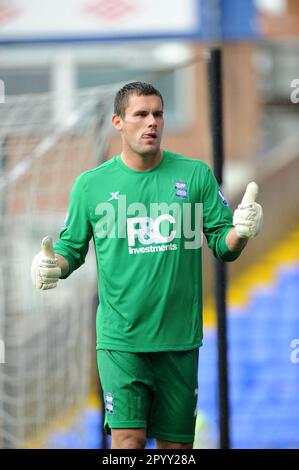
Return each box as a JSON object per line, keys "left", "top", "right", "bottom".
{"left": 147, "top": 114, "right": 158, "bottom": 127}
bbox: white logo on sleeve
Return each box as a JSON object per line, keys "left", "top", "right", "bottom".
{"left": 218, "top": 189, "right": 229, "bottom": 206}
{"left": 62, "top": 211, "right": 69, "bottom": 229}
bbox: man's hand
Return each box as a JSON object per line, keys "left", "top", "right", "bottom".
{"left": 31, "top": 236, "right": 61, "bottom": 290}
{"left": 233, "top": 182, "right": 263, "bottom": 238}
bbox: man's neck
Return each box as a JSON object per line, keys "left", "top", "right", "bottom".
{"left": 121, "top": 150, "right": 163, "bottom": 172}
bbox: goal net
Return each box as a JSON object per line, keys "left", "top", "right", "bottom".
{"left": 0, "top": 84, "right": 118, "bottom": 448}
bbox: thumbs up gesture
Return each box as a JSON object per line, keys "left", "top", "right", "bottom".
{"left": 233, "top": 182, "right": 263, "bottom": 238}
{"left": 31, "top": 236, "right": 61, "bottom": 290}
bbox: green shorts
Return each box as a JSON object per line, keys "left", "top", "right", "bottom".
{"left": 97, "top": 349, "right": 199, "bottom": 444}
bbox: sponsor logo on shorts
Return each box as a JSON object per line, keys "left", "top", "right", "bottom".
{"left": 105, "top": 392, "right": 114, "bottom": 414}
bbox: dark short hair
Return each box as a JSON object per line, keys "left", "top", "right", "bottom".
{"left": 114, "top": 82, "right": 164, "bottom": 117}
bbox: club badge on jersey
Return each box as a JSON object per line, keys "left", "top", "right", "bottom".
{"left": 175, "top": 180, "right": 188, "bottom": 199}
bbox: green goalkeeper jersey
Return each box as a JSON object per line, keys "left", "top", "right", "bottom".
{"left": 54, "top": 150, "right": 241, "bottom": 352}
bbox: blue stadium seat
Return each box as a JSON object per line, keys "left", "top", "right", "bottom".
{"left": 200, "top": 263, "right": 299, "bottom": 449}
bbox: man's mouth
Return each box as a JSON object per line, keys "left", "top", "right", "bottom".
{"left": 142, "top": 132, "right": 157, "bottom": 141}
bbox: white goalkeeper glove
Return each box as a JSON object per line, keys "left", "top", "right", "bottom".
{"left": 233, "top": 182, "right": 263, "bottom": 238}
{"left": 31, "top": 236, "right": 61, "bottom": 290}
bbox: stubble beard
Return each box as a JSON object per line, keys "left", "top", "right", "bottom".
{"left": 135, "top": 137, "right": 161, "bottom": 159}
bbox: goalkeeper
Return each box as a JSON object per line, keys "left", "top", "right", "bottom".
{"left": 31, "top": 82, "right": 263, "bottom": 449}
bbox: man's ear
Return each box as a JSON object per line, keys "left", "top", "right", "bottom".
{"left": 112, "top": 114, "right": 123, "bottom": 131}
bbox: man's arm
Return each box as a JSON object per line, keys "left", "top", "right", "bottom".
{"left": 202, "top": 166, "right": 263, "bottom": 261}
{"left": 226, "top": 227, "right": 248, "bottom": 252}
{"left": 54, "top": 175, "right": 92, "bottom": 277}
{"left": 56, "top": 254, "right": 70, "bottom": 278}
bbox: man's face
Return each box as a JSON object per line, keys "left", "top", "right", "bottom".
{"left": 113, "top": 94, "right": 164, "bottom": 158}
